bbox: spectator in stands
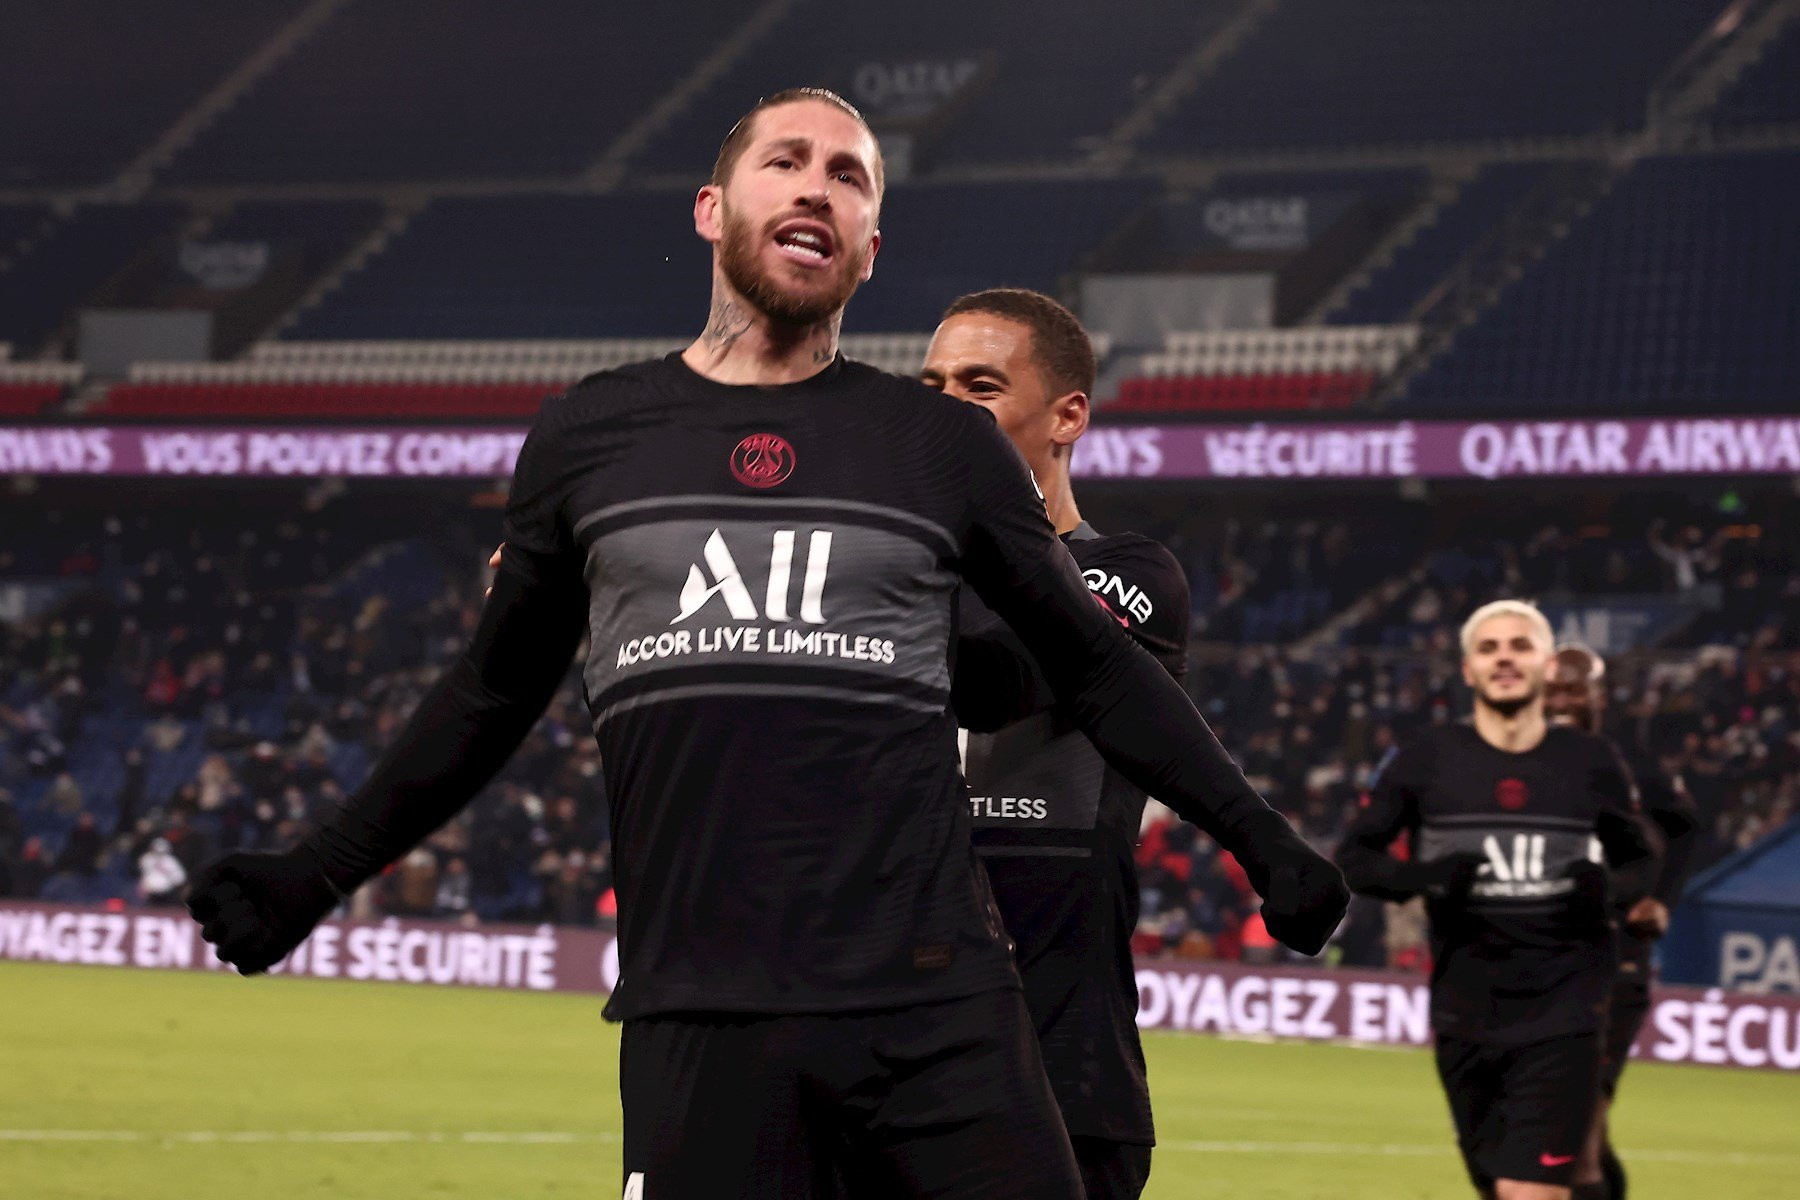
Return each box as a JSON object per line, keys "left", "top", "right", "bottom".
{"left": 5, "top": 836, "right": 50, "bottom": 899}
{"left": 391, "top": 847, "right": 441, "bottom": 916}
{"left": 54, "top": 813, "right": 103, "bottom": 875}
{"left": 138, "top": 837, "right": 187, "bottom": 905}
{"left": 434, "top": 856, "right": 473, "bottom": 921}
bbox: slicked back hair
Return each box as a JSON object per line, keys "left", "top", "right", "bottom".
{"left": 711, "top": 87, "right": 884, "bottom": 193}
{"left": 1459, "top": 599, "right": 1553, "bottom": 658}
{"left": 941, "top": 288, "right": 1096, "bottom": 400}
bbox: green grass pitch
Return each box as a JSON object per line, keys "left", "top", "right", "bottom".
{"left": 3, "top": 961, "right": 1795, "bottom": 1198}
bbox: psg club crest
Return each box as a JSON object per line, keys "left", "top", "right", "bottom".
{"left": 1494, "top": 778, "right": 1530, "bottom": 811}
{"left": 730, "top": 433, "right": 795, "bottom": 489}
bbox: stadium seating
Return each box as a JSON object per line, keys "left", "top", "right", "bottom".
{"left": 286, "top": 180, "right": 1151, "bottom": 339}
{"left": 94, "top": 335, "right": 937, "bottom": 416}
{"left": 166, "top": 0, "right": 745, "bottom": 182}
{"left": 207, "top": 200, "right": 385, "bottom": 280}
{"left": 1144, "top": 0, "right": 1717, "bottom": 153}
{"left": 637, "top": 0, "right": 1232, "bottom": 172}
{"left": 1111, "top": 327, "right": 1414, "bottom": 413}
{"left": 0, "top": 205, "right": 188, "bottom": 355}
{"left": 0, "top": 364, "right": 82, "bottom": 417}
{"left": 100, "top": 381, "right": 551, "bottom": 419}
{"left": 0, "top": 205, "right": 51, "bottom": 260}
{"left": 0, "top": 0, "right": 300, "bottom": 185}
{"left": 1113, "top": 373, "right": 1376, "bottom": 413}
{"left": 1711, "top": 19, "right": 1800, "bottom": 128}
{"left": 1402, "top": 151, "right": 1800, "bottom": 413}
{"left": 1331, "top": 162, "right": 1550, "bottom": 325}
{"left": 284, "top": 192, "right": 710, "bottom": 340}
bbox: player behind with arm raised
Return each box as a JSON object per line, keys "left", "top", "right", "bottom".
{"left": 1335, "top": 601, "right": 1653, "bottom": 1200}
{"left": 919, "top": 289, "right": 1189, "bottom": 1200}
{"left": 186, "top": 88, "right": 1346, "bottom": 1200}
{"left": 1544, "top": 644, "right": 1698, "bottom": 1200}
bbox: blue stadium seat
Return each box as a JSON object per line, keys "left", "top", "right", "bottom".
{"left": 638, "top": 0, "right": 1231, "bottom": 173}
{"left": 1711, "top": 20, "right": 1800, "bottom": 128}
{"left": 166, "top": 0, "right": 744, "bottom": 183}
{"left": 1333, "top": 162, "right": 1549, "bottom": 325}
{"left": 1145, "top": 0, "right": 1716, "bottom": 153}
{"left": 0, "top": 204, "right": 187, "bottom": 354}
{"left": 287, "top": 192, "right": 712, "bottom": 339}
{"left": 209, "top": 200, "right": 385, "bottom": 279}
{"left": 1401, "top": 151, "right": 1800, "bottom": 414}
{"left": 289, "top": 180, "right": 1151, "bottom": 339}
{"left": 0, "top": 0, "right": 300, "bottom": 185}
{"left": 0, "top": 205, "right": 51, "bottom": 263}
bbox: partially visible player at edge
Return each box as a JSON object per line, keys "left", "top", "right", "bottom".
{"left": 186, "top": 88, "right": 1347, "bottom": 1199}
{"left": 1335, "top": 601, "right": 1652, "bottom": 1200}
{"left": 916, "top": 289, "right": 1187, "bottom": 1200}
{"left": 1543, "top": 644, "right": 1698, "bottom": 1200}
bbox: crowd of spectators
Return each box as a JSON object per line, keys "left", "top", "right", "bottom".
{"left": 1, "top": 483, "right": 1795, "bottom": 974}
{"left": 0, "top": 486, "right": 616, "bottom": 927}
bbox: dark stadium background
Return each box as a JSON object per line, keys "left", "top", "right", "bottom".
{"left": 2, "top": 0, "right": 1796, "bottom": 1022}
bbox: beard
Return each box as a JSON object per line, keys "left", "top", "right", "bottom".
{"left": 1474, "top": 680, "right": 1540, "bottom": 719}
{"left": 718, "top": 204, "right": 868, "bottom": 328}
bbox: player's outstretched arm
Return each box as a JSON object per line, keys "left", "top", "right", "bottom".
{"left": 1334, "top": 747, "right": 1481, "bottom": 903}
{"left": 191, "top": 405, "right": 589, "bottom": 975}
{"left": 956, "top": 414, "right": 1347, "bottom": 955}
{"left": 189, "top": 555, "right": 587, "bottom": 974}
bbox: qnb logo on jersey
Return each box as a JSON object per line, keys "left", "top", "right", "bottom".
{"left": 1470, "top": 833, "right": 1576, "bottom": 900}
{"left": 1082, "top": 567, "right": 1153, "bottom": 624}
{"left": 672, "top": 528, "right": 832, "bottom": 625}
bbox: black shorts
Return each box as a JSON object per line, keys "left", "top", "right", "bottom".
{"left": 1071, "top": 1136, "right": 1153, "bottom": 1200}
{"left": 1434, "top": 1032, "right": 1603, "bottom": 1189}
{"left": 1600, "top": 970, "right": 1651, "bottom": 1100}
{"left": 620, "top": 988, "right": 1082, "bottom": 1200}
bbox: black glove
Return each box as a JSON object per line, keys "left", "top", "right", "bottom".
{"left": 187, "top": 848, "right": 340, "bottom": 975}
{"left": 1259, "top": 856, "right": 1352, "bottom": 957}
{"left": 1230, "top": 811, "right": 1350, "bottom": 956}
{"left": 1401, "top": 852, "right": 1485, "bottom": 902}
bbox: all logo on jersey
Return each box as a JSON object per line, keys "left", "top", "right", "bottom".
{"left": 672, "top": 528, "right": 831, "bottom": 624}
{"left": 730, "top": 433, "right": 795, "bottom": 489}
{"left": 1481, "top": 833, "right": 1546, "bottom": 882}
{"left": 1467, "top": 831, "right": 1582, "bottom": 900}
{"left": 1494, "top": 778, "right": 1530, "bottom": 810}
{"left": 597, "top": 517, "right": 920, "bottom": 682}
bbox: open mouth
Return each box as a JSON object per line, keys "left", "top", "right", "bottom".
{"left": 772, "top": 219, "right": 836, "bottom": 269}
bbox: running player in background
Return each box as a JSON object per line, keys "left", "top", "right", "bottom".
{"left": 920, "top": 289, "right": 1187, "bottom": 1200}
{"left": 1544, "top": 644, "right": 1698, "bottom": 1200}
{"left": 188, "top": 88, "right": 1347, "bottom": 1199}
{"left": 1335, "top": 600, "right": 1653, "bottom": 1200}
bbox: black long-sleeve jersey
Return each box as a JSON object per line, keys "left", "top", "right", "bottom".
{"left": 1613, "top": 741, "right": 1699, "bottom": 972}
{"left": 1336, "top": 724, "right": 1651, "bottom": 1045}
{"left": 957, "top": 523, "right": 1189, "bottom": 1147}
{"left": 304, "top": 353, "right": 1313, "bottom": 1021}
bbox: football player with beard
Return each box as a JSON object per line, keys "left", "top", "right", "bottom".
{"left": 188, "top": 88, "right": 1346, "bottom": 1199}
